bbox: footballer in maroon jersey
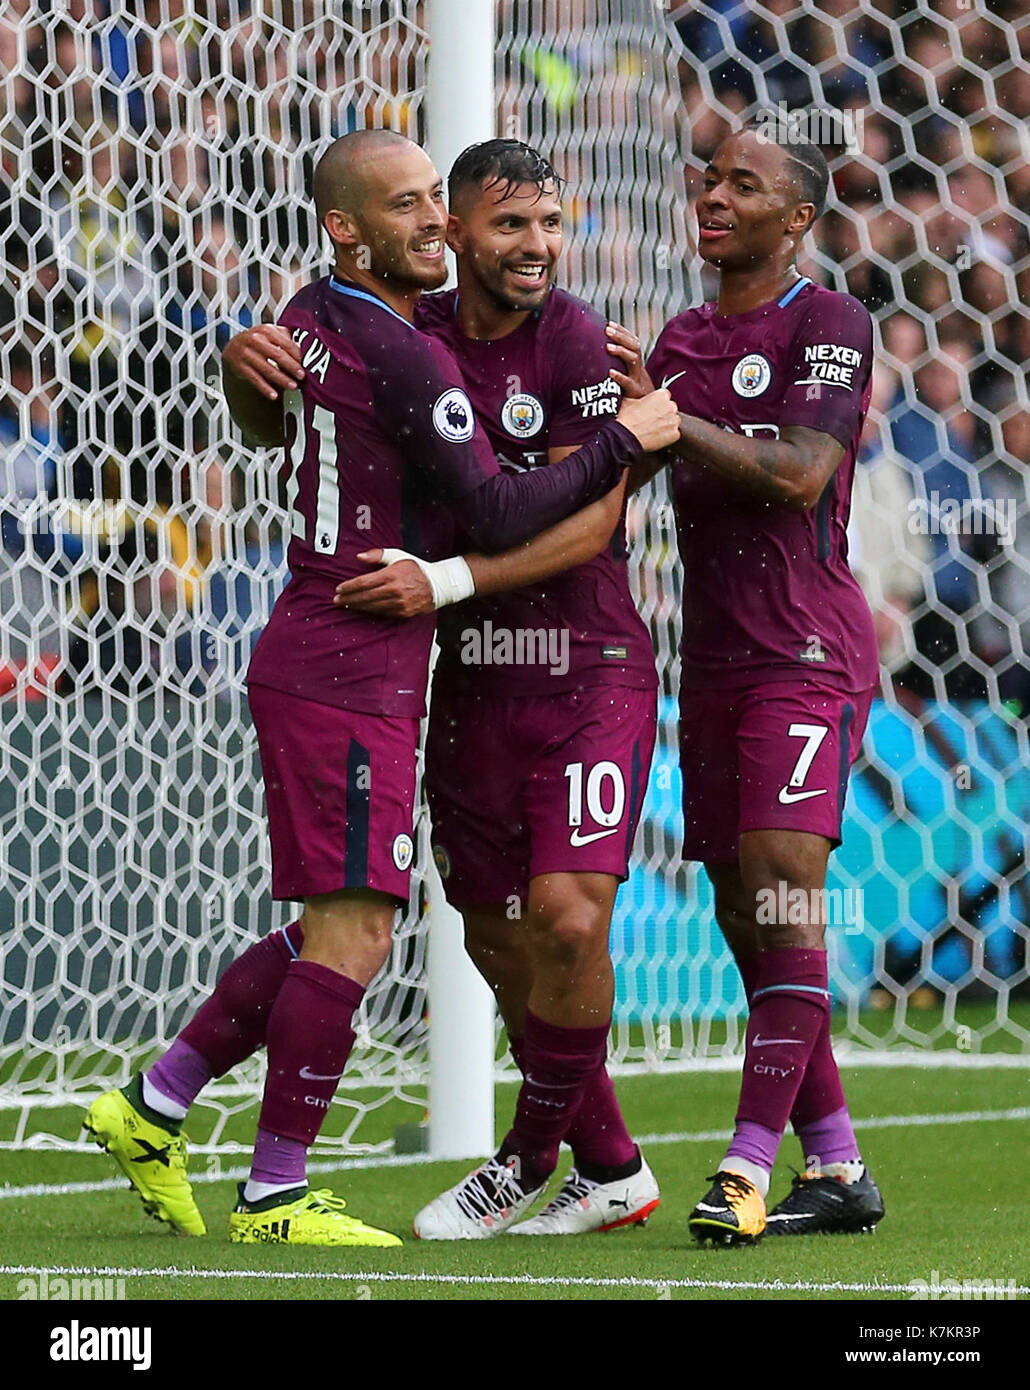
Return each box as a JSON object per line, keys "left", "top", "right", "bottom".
{"left": 631, "top": 126, "right": 885, "bottom": 1243}
{"left": 408, "top": 144, "right": 663, "bottom": 1238}
{"left": 82, "top": 131, "right": 677, "bottom": 1249}
{"left": 228, "top": 139, "right": 666, "bottom": 1238}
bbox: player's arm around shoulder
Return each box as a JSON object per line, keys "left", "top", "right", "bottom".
{"left": 549, "top": 298, "right": 676, "bottom": 495}
{"left": 221, "top": 323, "right": 304, "bottom": 448}
{"left": 458, "top": 323, "right": 677, "bottom": 589}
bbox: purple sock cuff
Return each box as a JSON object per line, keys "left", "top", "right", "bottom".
{"left": 289, "top": 960, "right": 365, "bottom": 1010}
{"left": 524, "top": 1010, "right": 610, "bottom": 1057}
{"left": 756, "top": 947, "right": 828, "bottom": 977}
{"left": 250, "top": 1126, "right": 308, "bottom": 1187}
{"left": 796, "top": 1104, "right": 861, "bottom": 1167}
{"left": 148, "top": 1040, "right": 213, "bottom": 1111}
{"left": 726, "top": 1119, "right": 782, "bottom": 1172}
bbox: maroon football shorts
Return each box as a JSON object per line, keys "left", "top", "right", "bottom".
{"left": 248, "top": 683, "right": 419, "bottom": 903}
{"left": 678, "top": 679, "right": 875, "bottom": 864}
{"left": 426, "top": 685, "right": 657, "bottom": 907}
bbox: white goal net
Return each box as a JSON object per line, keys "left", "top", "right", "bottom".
{"left": 1, "top": 0, "right": 1028, "bottom": 1154}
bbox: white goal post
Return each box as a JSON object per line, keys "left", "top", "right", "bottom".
{"left": 424, "top": 0, "right": 497, "bottom": 1161}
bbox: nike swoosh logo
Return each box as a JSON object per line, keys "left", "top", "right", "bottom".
{"left": 299, "top": 1066, "right": 344, "bottom": 1081}
{"left": 660, "top": 371, "right": 686, "bottom": 389}
{"left": 569, "top": 826, "right": 619, "bottom": 847}
{"left": 777, "top": 785, "right": 828, "bottom": 805}
{"left": 753, "top": 1037, "right": 807, "bottom": 1046}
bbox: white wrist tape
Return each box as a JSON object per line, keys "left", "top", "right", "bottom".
{"left": 378, "top": 548, "right": 476, "bottom": 610}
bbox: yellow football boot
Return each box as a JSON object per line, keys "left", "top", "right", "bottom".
{"left": 229, "top": 1184, "right": 402, "bottom": 1247}
{"left": 84, "top": 1077, "right": 206, "bottom": 1236}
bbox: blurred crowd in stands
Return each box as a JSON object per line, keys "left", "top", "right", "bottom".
{"left": 1, "top": 0, "right": 1028, "bottom": 714}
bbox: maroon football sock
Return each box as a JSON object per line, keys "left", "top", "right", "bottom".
{"left": 736, "top": 948, "right": 859, "bottom": 1165}
{"left": 259, "top": 959, "right": 364, "bottom": 1145}
{"left": 508, "top": 1032, "right": 635, "bottom": 1169}
{"left": 146, "top": 922, "right": 303, "bottom": 1116}
{"left": 563, "top": 1066, "right": 638, "bottom": 1169}
{"left": 500, "top": 1011, "right": 611, "bottom": 1186}
{"left": 736, "top": 953, "right": 759, "bottom": 1002}
{"left": 727, "top": 948, "right": 830, "bottom": 1171}
{"left": 790, "top": 1007, "right": 860, "bottom": 1163}
{"left": 177, "top": 922, "right": 303, "bottom": 1077}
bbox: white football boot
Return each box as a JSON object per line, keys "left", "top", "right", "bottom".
{"left": 509, "top": 1155, "right": 660, "bottom": 1235}
{"left": 413, "top": 1156, "right": 546, "bottom": 1240}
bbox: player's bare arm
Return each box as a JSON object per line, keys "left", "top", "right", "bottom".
{"left": 670, "top": 417, "right": 844, "bottom": 512}
{"left": 220, "top": 324, "right": 302, "bottom": 447}
{"left": 335, "top": 474, "right": 628, "bottom": 617}
{"left": 334, "top": 388, "right": 676, "bottom": 617}
{"left": 465, "top": 480, "right": 625, "bottom": 596}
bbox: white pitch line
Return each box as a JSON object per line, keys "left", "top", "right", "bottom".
{"left": 1, "top": 1105, "right": 1026, "bottom": 1202}
{"left": 0, "top": 1154, "right": 432, "bottom": 1200}
{"left": 3, "top": 1050, "right": 1028, "bottom": 1118}
{"left": 634, "top": 1105, "right": 1030, "bottom": 1149}
{"left": 610, "top": 1050, "right": 1030, "bottom": 1076}
{"left": 3, "top": 1263, "right": 1027, "bottom": 1296}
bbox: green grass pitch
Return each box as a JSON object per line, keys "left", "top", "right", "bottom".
{"left": 1, "top": 1063, "right": 1027, "bottom": 1302}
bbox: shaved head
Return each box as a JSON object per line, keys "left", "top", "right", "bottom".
{"left": 312, "top": 129, "right": 415, "bottom": 226}
{"left": 311, "top": 130, "right": 447, "bottom": 299}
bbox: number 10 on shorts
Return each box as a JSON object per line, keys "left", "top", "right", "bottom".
{"left": 565, "top": 760, "right": 626, "bottom": 835}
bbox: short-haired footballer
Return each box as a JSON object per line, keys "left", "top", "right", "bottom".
{"left": 83, "top": 131, "right": 677, "bottom": 1247}
{"left": 635, "top": 125, "right": 885, "bottom": 1244}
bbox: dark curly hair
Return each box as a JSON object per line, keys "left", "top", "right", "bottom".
{"left": 448, "top": 139, "right": 564, "bottom": 210}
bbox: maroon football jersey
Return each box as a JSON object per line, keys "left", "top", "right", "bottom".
{"left": 418, "top": 288, "right": 657, "bottom": 697}
{"left": 647, "top": 278, "right": 878, "bottom": 694}
{"left": 247, "top": 277, "right": 638, "bottom": 716}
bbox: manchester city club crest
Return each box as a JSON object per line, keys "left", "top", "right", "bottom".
{"left": 432, "top": 843, "right": 452, "bottom": 879}
{"left": 731, "top": 353, "right": 772, "bottom": 398}
{"left": 500, "top": 392, "right": 544, "bottom": 438}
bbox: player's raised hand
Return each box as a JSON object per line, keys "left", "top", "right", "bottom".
{"left": 606, "top": 321, "right": 654, "bottom": 398}
{"left": 222, "top": 325, "right": 305, "bottom": 400}
{"left": 617, "top": 388, "right": 680, "bottom": 452}
{"left": 334, "top": 551, "right": 435, "bottom": 618}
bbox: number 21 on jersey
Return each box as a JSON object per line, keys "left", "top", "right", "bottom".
{"left": 284, "top": 389, "right": 340, "bottom": 554}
